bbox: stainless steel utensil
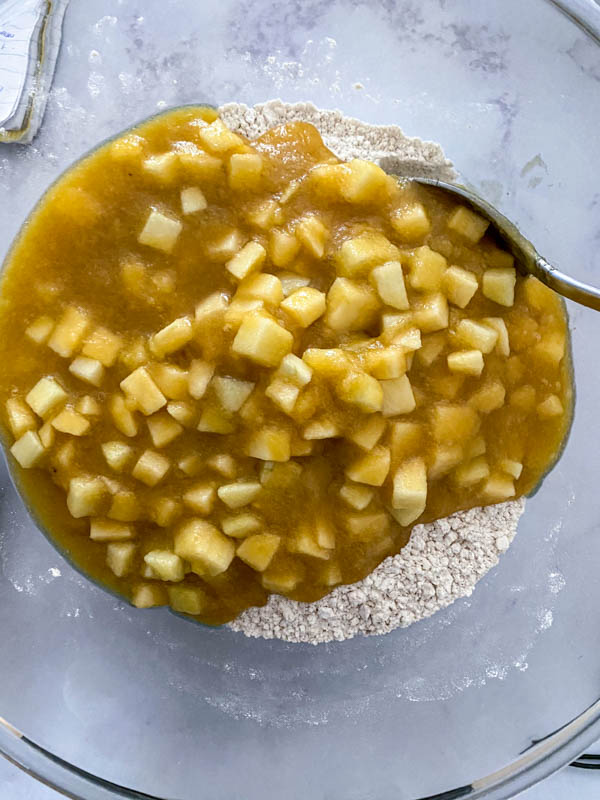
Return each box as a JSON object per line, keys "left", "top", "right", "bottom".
{"left": 411, "top": 177, "right": 600, "bottom": 312}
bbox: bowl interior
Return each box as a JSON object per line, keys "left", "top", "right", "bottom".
{"left": 1, "top": 1, "right": 600, "bottom": 798}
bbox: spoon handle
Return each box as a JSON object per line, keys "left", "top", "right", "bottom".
{"left": 533, "top": 255, "right": 600, "bottom": 311}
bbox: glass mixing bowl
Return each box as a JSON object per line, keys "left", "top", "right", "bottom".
{"left": 1, "top": 1, "right": 600, "bottom": 797}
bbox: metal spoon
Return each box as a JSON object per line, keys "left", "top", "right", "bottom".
{"left": 410, "top": 177, "right": 600, "bottom": 312}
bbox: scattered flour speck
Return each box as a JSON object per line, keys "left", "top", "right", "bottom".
{"left": 219, "top": 101, "right": 524, "bottom": 644}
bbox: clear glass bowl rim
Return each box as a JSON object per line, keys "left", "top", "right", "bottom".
{"left": 2, "top": 0, "right": 600, "bottom": 797}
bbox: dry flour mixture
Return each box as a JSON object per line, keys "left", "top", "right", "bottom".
{"left": 220, "top": 101, "right": 526, "bottom": 644}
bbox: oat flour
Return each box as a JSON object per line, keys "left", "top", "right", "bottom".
{"left": 220, "top": 101, "right": 525, "bottom": 644}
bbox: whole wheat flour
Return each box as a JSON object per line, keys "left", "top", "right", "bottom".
{"left": 220, "top": 100, "right": 525, "bottom": 643}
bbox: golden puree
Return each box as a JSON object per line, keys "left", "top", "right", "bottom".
{"left": 0, "top": 106, "right": 572, "bottom": 624}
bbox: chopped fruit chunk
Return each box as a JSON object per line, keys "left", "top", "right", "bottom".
{"left": 226, "top": 240, "right": 266, "bottom": 280}
{"left": 447, "top": 349, "right": 484, "bottom": 377}
{"left": 151, "top": 498, "right": 182, "bottom": 527}
{"left": 6, "top": 398, "right": 36, "bottom": 438}
{"left": 340, "top": 158, "right": 391, "bottom": 203}
{"left": 482, "top": 267, "right": 516, "bottom": 306}
{"left": 195, "top": 291, "right": 229, "bottom": 325}
{"left": 262, "top": 562, "right": 305, "bottom": 593}
{"left": 279, "top": 273, "right": 311, "bottom": 297}
{"left": 183, "top": 483, "right": 216, "bottom": 515}
{"left": 509, "top": 385, "right": 536, "bottom": 411}
{"left": 25, "top": 316, "right": 54, "bottom": 345}
{"left": 26, "top": 377, "right": 67, "bottom": 418}
{"left": 343, "top": 510, "right": 389, "bottom": 541}
{"left": 69, "top": 356, "right": 105, "bottom": 387}
{"left": 295, "top": 215, "right": 329, "bottom": 258}
{"left": 142, "top": 152, "right": 178, "bottom": 182}
{"left": 348, "top": 415, "right": 386, "bottom": 450}
{"left": 469, "top": 380, "right": 506, "bottom": 413}
{"left": 106, "top": 542, "right": 136, "bottom": 577}
{"left": 389, "top": 421, "right": 422, "bottom": 459}
{"left": 537, "top": 394, "right": 564, "bottom": 418}
{"left": 188, "top": 360, "right": 214, "bottom": 399}
{"left": 339, "top": 483, "right": 374, "bottom": 510}
{"left": 167, "top": 585, "right": 206, "bottom": 615}
{"left": 237, "top": 533, "right": 281, "bottom": 571}
{"left": 335, "top": 232, "right": 399, "bottom": 277}
{"left": 337, "top": 372, "right": 383, "bottom": 413}
{"left": 82, "top": 326, "right": 123, "bottom": 367}
{"left": 391, "top": 457, "right": 427, "bottom": 525}
{"left": 180, "top": 186, "right": 207, "bottom": 214}
{"left": 303, "top": 418, "right": 341, "bottom": 440}
{"left": 151, "top": 364, "right": 189, "bottom": 400}
{"left": 90, "top": 518, "right": 135, "bottom": 541}
{"left": 138, "top": 208, "right": 182, "bottom": 253}
{"left": 530, "top": 331, "right": 565, "bottom": 367}
{"left": 147, "top": 412, "right": 183, "bottom": 447}
{"left": 167, "top": 401, "right": 197, "bottom": 428}
{"left": 120, "top": 367, "right": 166, "bottom": 416}
{"left": 232, "top": 312, "right": 293, "bottom": 367}
{"left": 408, "top": 246, "right": 447, "bottom": 292}
{"left": 380, "top": 375, "right": 416, "bottom": 417}
{"left": 51, "top": 408, "right": 91, "bottom": 436}
{"left": 174, "top": 518, "right": 235, "bottom": 575}
{"left": 447, "top": 205, "right": 489, "bottom": 243}
{"left": 144, "top": 550, "right": 185, "bottom": 582}
{"left": 413, "top": 293, "right": 448, "bottom": 332}
{"left": 48, "top": 307, "right": 90, "bottom": 358}
{"left": 302, "top": 347, "right": 352, "bottom": 377}
{"left": 500, "top": 459, "right": 523, "bottom": 480}
{"left": 346, "top": 445, "right": 391, "bottom": 486}
{"left": 454, "top": 456, "right": 490, "bottom": 487}
{"left": 362, "top": 347, "right": 406, "bottom": 379}
{"left": 482, "top": 317, "right": 510, "bottom": 357}
{"left": 288, "top": 527, "right": 331, "bottom": 560}
{"left": 150, "top": 316, "right": 193, "bottom": 358}
{"left": 109, "top": 491, "right": 140, "bottom": 522}
{"left": 228, "top": 152, "right": 264, "bottom": 190}
{"left": 265, "top": 379, "right": 299, "bottom": 414}
{"left": 217, "top": 481, "right": 262, "bottom": 509}
{"left": 369, "top": 261, "right": 409, "bottom": 310}
{"left": 443, "top": 265, "right": 478, "bottom": 308}
{"left": 269, "top": 230, "right": 300, "bottom": 267}
{"left": 221, "top": 513, "right": 262, "bottom": 538}
{"left": 236, "top": 273, "right": 283, "bottom": 306}
{"left": 325, "top": 278, "right": 379, "bottom": 331}
{"left": 280, "top": 287, "right": 326, "bottom": 327}
{"left": 390, "top": 202, "right": 431, "bottom": 240}
{"left": 197, "top": 405, "right": 235, "bottom": 434}
{"left": 456, "top": 319, "right": 498, "bottom": 354}
{"left": 10, "top": 430, "right": 45, "bottom": 468}
{"left": 177, "top": 453, "right": 203, "bottom": 477}
{"left": 246, "top": 427, "right": 291, "bottom": 461}
{"left": 109, "top": 394, "right": 138, "bottom": 437}
{"left": 207, "top": 453, "right": 237, "bottom": 478}
{"left": 482, "top": 474, "right": 515, "bottom": 501}
{"left": 428, "top": 444, "right": 463, "bottom": 480}
{"left": 132, "top": 583, "right": 167, "bottom": 609}
{"left": 212, "top": 376, "right": 255, "bottom": 413}
{"left": 431, "top": 404, "right": 480, "bottom": 442}
{"left": 132, "top": 450, "right": 170, "bottom": 486}
{"left": 197, "top": 118, "right": 245, "bottom": 153}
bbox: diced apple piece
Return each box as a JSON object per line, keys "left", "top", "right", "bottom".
{"left": 337, "top": 371, "right": 383, "bottom": 413}
{"left": 109, "top": 491, "right": 141, "bottom": 522}
{"left": 53, "top": 440, "right": 75, "bottom": 471}
{"left": 246, "top": 427, "right": 291, "bottom": 461}
{"left": 132, "top": 583, "right": 167, "bottom": 609}
{"left": 237, "top": 533, "right": 281, "bottom": 572}
{"left": 10, "top": 430, "right": 45, "bottom": 468}
{"left": 132, "top": 450, "right": 170, "bottom": 486}
{"left": 110, "top": 132, "right": 144, "bottom": 160}
{"left": 335, "top": 232, "right": 399, "bottom": 277}
{"left": 454, "top": 456, "right": 490, "bottom": 487}
{"left": 314, "top": 517, "right": 336, "bottom": 549}
{"left": 109, "top": 394, "right": 138, "bottom": 437}
{"left": 413, "top": 293, "right": 448, "bottom": 332}
{"left": 269, "top": 229, "right": 300, "bottom": 268}
{"left": 500, "top": 458, "right": 523, "bottom": 479}
{"left": 245, "top": 198, "right": 284, "bottom": 230}
{"left": 319, "top": 561, "right": 343, "bottom": 587}
{"left": 185, "top": 360, "right": 213, "bottom": 401}
{"left": 447, "top": 349, "right": 484, "bottom": 377}
{"left": 221, "top": 513, "right": 262, "bottom": 538}
{"left": 482, "top": 317, "right": 510, "bottom": 356}
{"left": 390, "top": 202, "right": 431, "bottom": 239}
{"left": 106, "top": 542, "right": 137, "bottom": 577}
{"left": 362, "top": 347, "right": 406, "bottom": 380}
{"left": 183, "top": 483, "right": 216, "bottom": 515}
{"left": 177, "top": 453, "right": 203, "bottom": 477}
{"left": 167, "top": 584, "right": 206, "bottom": 614}
{"left": 530, "top": 331, "right": 565, "bottom": 367}
{"left": 295, "top": 215, "right": 329, "bottom": 258}
{"left": 69, "top": 356, "right": 105, "bottom": 387}
{"left": 213, "top": 376, "right": 255, "bottom": 413}
{"left": 205, "top": 228, "right": 246, "bottom": 263}
{"left": 346, "top": 445, "right": 391, "bottom": 486}
{"left": 232, "top": 312, "right": 293, "bottom": 367}
{"left": 456, "top": 319, "right": 498, "bottom": 354}
{"left": 280, "top": 287, "right": 326, "bottom": 328}
{"left": 151, "top": 497, "right": 183, "bottom": 527}
{"left": 288, "top": 526, "right": 331, "bottom": 560}
{"left": 428, "top": 444, "right": 463, "bottom": 480}
{"left": 509, "top": 385, "right": 536, "bottom": 412}
{"left": 147, "top": 412, "right": 183, "bottom": 448}
{"left": 482, "top": 474, "right": 515, "bottom": 501}
{"left": 469, "top": 380, "right": 506, "bottom": 413}
{"left": 279, "top": 274, "right": 311, "bottom": 298}
{"left": 150, "top": 317, "right": 193, "bottom": 358}
{"left": 150, "top": 364, "right": 189, "bottom": 400}
{"left": 26, "top": 377, "right": 67, "bottom": 419}
{"left": 265, "top": 379, "right": 299, "bottom": 414}
{"left": 144, "top": 550, "right": 185, "bottom": 582}
{"left": 482, "top": 267, "right": 516, "bottom": 306}
{"left": 447, "top": 205, "right": 489, "bottom": 243}
{"left": 380, "top": 375, "right": 416, "bottom": 417}
{"left": 325, "top": 278, "right": 379, "bottom": 332}
{"left": 197, "top": 118, "right": 245, "bottom": 153}
{"left": 537, "top": 394, "right": 564, "bottom": 418}
{"left": 391, "top": 457, "right": 427, "bottom": 525}
{"left": 142, "top": 152, "right": 178, "bottom": 182}
{"left": 339, "top": 482, "right": 374, "bottom": 510}
{"left": 138, "top": 208, "right": 182, "bottom": 253}
{"left": 431, "top": 404, "right": 480, "bottom": 442}
{"left": 262, "top": 562, "right": 305, "bottom": 593}
{"left": 206, "top": 453, "right": 237, "bottom": 479}
{"left": 197, "top": 405, "right": 235, "bottom": 434}
{"left": 25, "top": 315, "right": 54, "bottom": 345}
{"left": 276, "top": 353, "right": 313, "bottom": 387}
{"left": 228, "top": 152, "right": 264, "bottom": 191}
{"left": 166, "top": 401, "right": 196, "bottom": 428}
{"left": 443, "top": 265, "right": 478, "bottom": 308}
{"left": 340, "top": 158, "right": 391, "bottom": 203}
{"left": 75, "top": 396, "right": 101, "bottom": 416}
{"left": 236, "top": 273, "right": 283, "bottom": 306}
{"left": 119, "top": 337, "right": 149, "bottom": 371}
{"left": 48, "top": 307, "right": 90, "bottom": 358}
{"left": 226, "top": 241, "right": 266, "bottom": 281}
{"left": 429, "top": 374, "right": 464, "bottom": 400}
{"left": 217, "top": 481, "right": 262, "bottom": 509}
{"left": 465, "top": 435, "right": 486, "bottom": 459}
{"left": 38, "top": 420, "right": 55, "bottom": 448}
{"left": 5, "top": 398, "right": 36, "bottom": 438}
{"left": 303, "top": 418, "right": 341, "bottom": 440}
{"left": 416, "top": 333, "right": 445, "bottom": 367}
{"left": 51, "top": 408, "right": 91, "bottom": 436}
{"left": 120, "top": 367, "right": 166, "bottom": 416}
{"left": 408, "top": 246, "right": 447, "bottom": 292}
{"left": 391, "top": 326, "right": 422, "bottom": 351}
{"left": 369, "top": 260, "right": 409, "bottom": 310}
{"left": 389, "top": 420, "right": 422, "bottom": 459}
{"left": 180, "top": 186, "right": 207, "bottom": 214}
{"left": 174, "top": 518, "right": 235, "bottom": 574}
{"left": 90, "top": 518, "right": 135, "bottom": 541}
{"left": 259, "top": 461, "right": 303, "bottom": 489}
{"left": 302, "top": 347, "right": 352, "bottom": 378}
{"left": 343, "top": 510, "right": 390, "bottom": 541}
{"left": 195, "top": 291, "right": 229, "bottom": 328}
